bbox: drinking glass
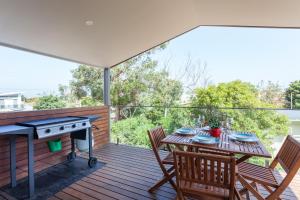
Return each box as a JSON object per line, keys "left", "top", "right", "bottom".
{"left": 200, "top": 115, "right": 205, "bottom": 128}
{"left": 195, "top": 118, "right": 200, "bottom": 128}
{"left": 229, "top": 118, "right": 234, "bottom": 127}
{"left": 227, "top": 118, "right": 234, "bottom": 132}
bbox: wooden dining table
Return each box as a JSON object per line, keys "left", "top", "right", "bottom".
{"left": 161, "top": 130, "right": 272, "bottom": 164}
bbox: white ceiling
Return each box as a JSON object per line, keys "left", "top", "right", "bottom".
{"left": 0, "top": 0, "right": 300, "bottom": 68}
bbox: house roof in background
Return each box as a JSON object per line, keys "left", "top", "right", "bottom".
{"left": 0, "top": 92, "right": 21, "bottom": 98}
{"left": 1, "top": 0, "right": 300, "bottom": 68}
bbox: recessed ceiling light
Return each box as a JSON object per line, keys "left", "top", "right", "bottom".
{"left": 85, "top": 20, "right": 94, "bottom": 26}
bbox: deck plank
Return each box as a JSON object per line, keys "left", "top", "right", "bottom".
{"left": 92, "top": 170, "right": 174, "bottom": 199}
{"left": 1, "top": 142, "right": 291, "bottom": 200}
{"left": 47, "top": 196, "right": 61, "bottom": 200}
{"left": 0, "top": 190, "right": 16, "bottom": 200}
{"left": 54, "top": 191, "right": 79, "bottom": 200}
{"left": 3, "top": 143, "right": 297, "bottom": 200}
{"left": 49, "top": 143, "right": 300, "bottom": 200}
{"left": 81, "top": 176, "right": 154, "bottom": 200}
{"left": 50, "top": 144, "right": 178, "bottom": 200}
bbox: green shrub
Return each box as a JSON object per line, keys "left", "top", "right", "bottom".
{"left": 111, "top": 116, "right": 154, "bottom": 148}
{"left": 33, "top": 95, "right": 66, "bottom": 110}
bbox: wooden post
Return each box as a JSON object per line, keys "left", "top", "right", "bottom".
{"left": 104, "top": 68, "right": 111, "bottom": 140}
{"left": 104, "top": 68, "right": 111, "bottom": 106}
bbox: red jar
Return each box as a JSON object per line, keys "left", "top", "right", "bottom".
{"left": 210, "top": 128, "right": 222, "bottom": 138}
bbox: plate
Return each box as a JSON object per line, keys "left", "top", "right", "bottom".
{"left": 229, "top": 132, "right": 258, "bottom": 142}
{"left": 192, "top": 135, "right": 218, "bottom": 144}
{"left": 195, "top": 135, "right": 212, "bottom": 141}
{"left": 176, "top": 128, "right": 195, "bottom": 135}
{"left": 200, "top": 126, "right": 210, "bottom": 131}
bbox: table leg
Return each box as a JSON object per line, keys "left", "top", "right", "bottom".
{"left": 236, "top": 155, "right": 251, "bottom": 164}
{"left": 9, "top": 135, "right": 16, "bottom": 188}
{"left": 27, "top": 133, "right": 34, "bottom": 197}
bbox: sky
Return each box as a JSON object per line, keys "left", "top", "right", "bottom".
{"left": 0, "top": 47, "right": 77, "bottom": 97}
{"left": 1, "top": 26, "right": 300, "bottom": 97}
{"left": 152, "top": 27, "right": 300, "bottom": 88}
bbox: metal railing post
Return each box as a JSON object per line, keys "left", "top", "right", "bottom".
{"left": 291, "top": 93, "right": 293, "bottom": 110}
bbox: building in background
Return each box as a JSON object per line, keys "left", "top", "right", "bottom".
{"left": 0, "top": 92, "right": 25, "bottom": 112}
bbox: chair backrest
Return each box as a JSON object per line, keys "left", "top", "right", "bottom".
{"left": 147, "top": 126, "right": 170, "bottom": 173}
{"left": 147, "top": 126, "right": 167, "bottom": 151}
{"left": 268, "top": 135, "right": 300, "bottom": 199}
{"left": 271, "top": 135, "right": 300, "bottom": 173}
{"left": 173, "top": 150, "right": 236, "bottom": 198}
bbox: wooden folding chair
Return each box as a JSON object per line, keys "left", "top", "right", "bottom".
{"left": 237, "top": 135, "right": 300, "bottom": 200}
{"left": 147, "top": 126, "right": 177, "bottom": 192}
{"left": 173, "top": 150, "right": 242, "bottom": 200}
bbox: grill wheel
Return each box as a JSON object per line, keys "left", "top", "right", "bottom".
{"left": 88, "top": 157, "right": 97, "bottom": 168}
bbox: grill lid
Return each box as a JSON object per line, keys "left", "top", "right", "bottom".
{"left": 19, "top": 116, "right": 88, "bottom": 127}
{"left": 18, "top": 116, "right": 91, "bottom": 139}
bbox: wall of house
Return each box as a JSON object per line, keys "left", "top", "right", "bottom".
{"left": 0, "top": 93, "right": 24, "bottom": 111}
{"left": 0, "top": 106, "right": 109, "bottom": 187}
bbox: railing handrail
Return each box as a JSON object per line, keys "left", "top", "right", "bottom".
{"left": 111, "top": 105, "right": 300, "bottom": 111}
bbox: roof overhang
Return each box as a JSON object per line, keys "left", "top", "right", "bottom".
{"left": 1, "top": 0, "right": 300, "bottom": 68}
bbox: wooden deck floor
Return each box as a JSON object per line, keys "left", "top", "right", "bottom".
{"left": 1, "top": 143, "right": 300, "bottom": 200}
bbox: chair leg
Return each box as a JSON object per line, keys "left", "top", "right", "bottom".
{"left": 261, "top": 184, "right": 281, "bottom": 200}
{"left": 149, "top": 170, "right": 176, "bottom": 193}
{"left": 245, "top": 191, "right": 250, "bottom": 200}
{"left": 239, "top": 187, "right": 250, "bottom": 200}
{"left": 168, "top": 179, "right": 177, "bottom": 190}
{"left": 167, "top": 166, "right": 175, "bottom": 173}
{"left": 239, "top": 181, "right": 256, "bottom": 195}
{"left": 149, "top": 174, "right": 175, "bottom": 192}
{"left": 176, "top": 190, "right": 185, "bottom": 200}
{"left": 237, "top": 174, "right": 265, "bottom": 200}
{"left": 239, "top": 188, "right": 248, "bottom": 195}
{"left": 234, "top": 186, "right": 243, "bottom": 200}
{"left": 149, "top": 176, "right": 168, "bottom": 192}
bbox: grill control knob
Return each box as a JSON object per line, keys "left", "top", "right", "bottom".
{"left": 82, "top": 122, "right": 86, "bottom": 126}
{"left": 72, "top": 124, "right": 76, "bottom": 128}
{"left": 59, "top": 126, "right": 64, "bottom": 131}
{"left": 45, "top": 129, "right": 51, "bottom": 134}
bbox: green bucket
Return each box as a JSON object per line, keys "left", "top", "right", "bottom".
{"left": 47, "top": 139, "right": 62, "bottom": 152}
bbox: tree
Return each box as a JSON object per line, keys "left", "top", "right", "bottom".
{"left": 34, "top": 95, "right": 66, "bottom": 110}
{"left": 111, "top": 115, "right": 154, "bottom": 147}
{"left": 192, "top": 80, "right": 261, "bottom": 109}
{"left": 175, "top": 56, "right": 211, "bottom": 94}
{"left": 191, "top": 80, "right": 289, "bottom": 155}
{"left": 285, "top": 80, "right": 300, "bottom": 109}
{"left": 139, "top": 68, "right": 183, "bottom": 123}
{"left": 70, "top": 65, "right": 104, "bottom": 102}
{"left": 68, "top": 44, "right": 182, "bottom": 121}
{"left": 257, "top": 81, "right": 284, "bottom": 108}
{"left": 69, "top": 45, "right": 166, "bottom": 105}
{"left": 80, "top": 96, "right": 101, "bottom": 107}
{"left": 110, "top": 57, "right": 157, "bottom": 119}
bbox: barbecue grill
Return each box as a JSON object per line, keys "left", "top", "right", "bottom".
{"left": 18, "top": 116, "right": 99, "bottom": 168}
